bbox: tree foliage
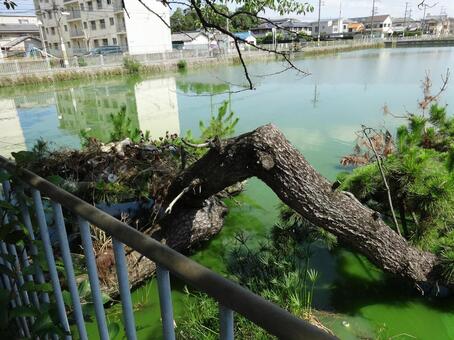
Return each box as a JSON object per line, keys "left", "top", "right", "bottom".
{"left": 337, "top": 74, "right": 454, "bottom": 283}
{"left": 169, "top": 0, "right": 313, "bottom": 33}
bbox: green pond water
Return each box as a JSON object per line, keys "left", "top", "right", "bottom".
{"left": 1, "top": 47, "right": 454, "bottom": 339}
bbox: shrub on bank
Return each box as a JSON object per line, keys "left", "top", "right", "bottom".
{"left": 123, "top": 57, "right": 141, "bottom": 74}
{"left": 177, "top": 59, "right": 187, "bottom": 71}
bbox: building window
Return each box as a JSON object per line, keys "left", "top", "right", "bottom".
{"left": 112, "top": 37, "right": 117, "bottom": 45}
{"left": 96, "top": 0, "right": 102, "bottom": 9}
{"left": 102, "top": 38, "right": 108, "bottom": 45}
{"left": 54, "top": 43, "right": 59, "bottom": 50}
{"left": 107, "top": 0, "right": 111, "bottom": 4}
{"left": 94, "top": 39, "right": 99, "bottom": 47}
{"left": 83, "top": 22, "right": 88, "bottom": 29}
{"left": 67, "top": 41, "right": 71, "bottom": 48}
{"left": 109, "top": 17, "right": 114, "bottom": 25}
{"left": 45, "top": 27, "right": 49, "bottom": 34}
{"left": 51, "top": 27, "right": 55, "bottom": 35}
{"left": 64, "top": 25, "right": 68, "bottom": 32}
{"left": 100, "top": 19, "right": 106, "bottom": 29}
{"left": 87, "top": 1, "right": 93, "bottom": 10}
{"left": 91, "top": 20, "right": 96, "bottom": 30}
{"left": 18, "top": 19, "right": 29, "bottom": 24}
{"left": 80, "top": 3, "right": 84, "bottom": 10}
{"left": 48, "top": 11, "right": 52, "bottom": 19}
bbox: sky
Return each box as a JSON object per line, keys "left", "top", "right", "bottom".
{"left": 1, "top": 0, "right": 453, "bottom": 20}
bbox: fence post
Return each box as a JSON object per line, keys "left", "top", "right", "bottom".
{"left": 31, "top": 189, "right": 71, "bottom": 339}
{"left": 156, "top": 265, "right": 175, "bottom": 340}
{"left": 220, "top": 305, "right": 234, "bottom": 340}
{"left": 14, "top": 60, "right": 20, "bottom": 74}
{"left": 78, "top": 217, "right": 110, "bottom": 340}
{"left": 16, "top": 186, "right": 49, "bottom": 304}
{"left": 52, "top": 202, "right": 88, "bottom": 340}
{"left": 112, "top": 238, "right": 137, "bottom": 340}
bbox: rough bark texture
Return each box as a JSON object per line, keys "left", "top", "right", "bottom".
{"left": 166, "top": 124, "right": 440, "bottom": 285}
{"left": 97, "top": 197, "right": 227, "bottom": 297}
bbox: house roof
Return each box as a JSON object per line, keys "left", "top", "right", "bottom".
{"left": 171, "top": 31, "right": 208, "bottom": 43}
{"left": 0, "top": 23, "right": 38, "bottom": 33}
{"left": 425, "top": 14, "right": 449, "bottom": 22}
{"left": 350, "top": 15, "right": 391, "bottom": 24}
{"left": 2, "top": 35, "right": 41, "bottom": 49}
{"left": 233, "top": 31, "right": 255, "bottom": 40}
{"left": 253, "top": 18, "right": 309, "bottom": 30}
{"left": 392, "top": 17, "right": 415, "bottom": 23}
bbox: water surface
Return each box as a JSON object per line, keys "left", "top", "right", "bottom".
{"left": 1, "top": 47, "right": 454, "bottom": 339}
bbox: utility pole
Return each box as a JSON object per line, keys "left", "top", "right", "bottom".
{"left": 317, "top": 0, "right": 321, "bottom": 43}
{"left": 403, "top": 2, "right": 409, "bottom": 37}
{"left": 370, "top": 0, "right": 376, "bottom": 38}
{"left": 338, "top": 0, "right": 342, "bottom": 36}
{"left": 52, "top": 0, "right": 69, "bottom": 67}
{"left": 419, "top": 1, "right": 437, "bottom": 35}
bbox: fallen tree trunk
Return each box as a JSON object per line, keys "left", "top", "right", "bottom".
{"left": 98, "top": 197, "right": 227, "bottom": 297}
{"left": 165, "top": 124, "right": 441, "bottom": 286}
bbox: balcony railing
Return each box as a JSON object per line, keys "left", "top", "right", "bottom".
{"left": 69, "top": 28, "right": 85, "bottom": 38}
{"left": 116, "top": 23, "right": 126, "bottom": 33}
{"left": 67, "top": 9, "right": 81, "bottom": 21}
{"left": 0, "top": 155, "right": 335, "bottom": 340}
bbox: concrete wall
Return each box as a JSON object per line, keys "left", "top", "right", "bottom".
{"left": 0, "top": 15, "right": 37, "bottom": 25}
{"left": 124, "top": 0, "right": 171, "bottom": 55}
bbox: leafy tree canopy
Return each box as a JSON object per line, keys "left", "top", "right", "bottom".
{"left": 170, "top": 0, "right": 313, "bottom": 32}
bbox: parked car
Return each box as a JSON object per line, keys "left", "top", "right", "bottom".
{"left": 87, "top": 45, "right": 123, "bottom": 56}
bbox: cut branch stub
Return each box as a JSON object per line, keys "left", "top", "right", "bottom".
{"left": 165, "top": 124, "right": 440, "bottom": 286}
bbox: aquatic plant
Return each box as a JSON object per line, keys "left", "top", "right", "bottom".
{"left": 177, "top": 59, "right": 187, "bottom": 71}
{"left": 177, "top": 287, "right": 272, "bottom": 340}
{"left": 123, "top": 57, "right": 141, "bottom": 74}
{"left": 177, "top": 212, "right": 330, "bottom": 338}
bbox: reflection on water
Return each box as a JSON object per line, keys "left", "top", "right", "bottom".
{"left": 0, "top": 76, "right": 181, "bottom": 157}
{"left": 0, "top": 99, "right": 26, "bottom": 157}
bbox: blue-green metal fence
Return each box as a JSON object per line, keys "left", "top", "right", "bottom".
{"left": 0, "top": 155, "right": 335, "bottom": 340}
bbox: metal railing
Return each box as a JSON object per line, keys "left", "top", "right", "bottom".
{"left": 384, "top": 34, "right": 454, "bottom": 42}
{"left": 0, "top": 39, "right": 376, "bottom": 78}
{"left": 69, "top": 28, "right": 85, "bottom": 38}
{"left": 67, "top": 9, "right": 82, "bottom": 21}
{"left": 0, "top": 155, "right": 334, "bottom": 340}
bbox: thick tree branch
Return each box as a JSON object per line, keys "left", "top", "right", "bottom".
{"left": 165, "top": 124, "right": 441, "bottom": 286}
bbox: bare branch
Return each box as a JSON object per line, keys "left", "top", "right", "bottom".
{"left": 361, "top": 125, "right": 401, "bottom": 236}
{"left": 181, "top": 138, "right": 213, "bottom": 148}
{"left": 136, "top": 0, "right": 172, "bottom": 29}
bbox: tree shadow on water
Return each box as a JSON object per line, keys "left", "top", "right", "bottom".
{"left": 328, "top": 248, "right": 454, "bottom": 316}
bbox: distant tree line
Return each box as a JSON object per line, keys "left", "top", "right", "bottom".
{"left": 170, "top": 5, "right": 259, "bottom": 33}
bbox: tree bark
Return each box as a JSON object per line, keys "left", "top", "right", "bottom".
{"left": 165, "top": 124, "right": 441, "bottom": 285}
{"left": 99, "top": 197, "right": 227, "bottom": 297}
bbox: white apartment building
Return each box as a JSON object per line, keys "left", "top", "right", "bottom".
{"left": 33, "top": 0, "right": 171, "bottom": 57}
{"left": 310, "top": 18, "right": 346, "bottom": 38}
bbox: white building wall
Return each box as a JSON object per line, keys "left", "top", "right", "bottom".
{"left": 124, "top": 0, "right": 171, "bottom": 55}
{"left": 0, "top": 15, "right": 37, "bottom": 25}
{"left": 184, "top": 35, "right": 209, "bottom": 49}
{"left": 311, "top": 19, "right": 345, "bottom": 36}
